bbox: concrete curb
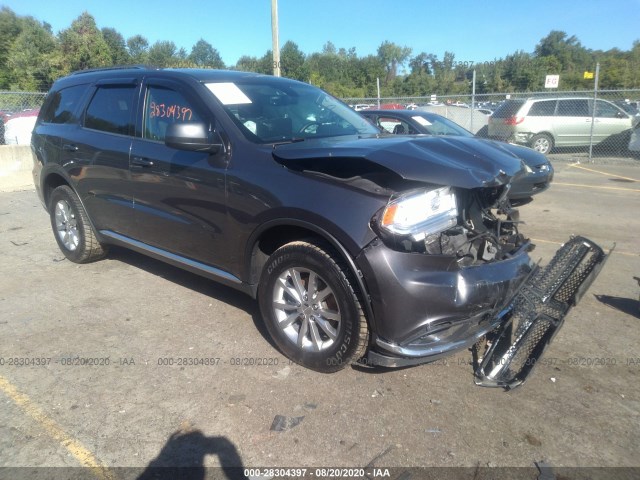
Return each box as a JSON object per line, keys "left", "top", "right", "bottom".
{"left": 0, "top": 145, "right": 35, "bottom": 192}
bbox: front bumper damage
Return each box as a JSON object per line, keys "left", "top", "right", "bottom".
{"left": 473, "top": 236, "right": 611, "bottom": 390}
{"left": 359, "top": 235, "right": 609, "bottom": 390}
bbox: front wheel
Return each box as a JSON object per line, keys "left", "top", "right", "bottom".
{"left": 49, "top": 185, "right": 108, "bottom": 263}
{"left": 258, "top": 241, "right": 369, "bottom": 372}
{"left": 530, "top": 133, "right": 553, "bottom": 154}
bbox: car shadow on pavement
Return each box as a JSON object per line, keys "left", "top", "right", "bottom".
{"left": 136, "top": 427, "right": 248, "bottom": 480}
{"left": 594, "top": 294, "right": 639, "bottom": 318}
{"left": 107, "top": 246, "right": 280, "bottom": 351}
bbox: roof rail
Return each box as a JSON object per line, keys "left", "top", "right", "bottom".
{"left": 70, "top": 65, "right": 159, "bottom": 76}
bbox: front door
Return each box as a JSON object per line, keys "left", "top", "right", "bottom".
{"left": 129, "top": 79, "right": 229, "bottom": 269}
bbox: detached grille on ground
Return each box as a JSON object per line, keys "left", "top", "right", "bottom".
{"left": 474, "top": 236, "right": 611, "bottom": 390}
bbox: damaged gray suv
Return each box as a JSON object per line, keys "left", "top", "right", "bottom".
{"left": 32, "top": 68, "right": 607, "bottom": 388}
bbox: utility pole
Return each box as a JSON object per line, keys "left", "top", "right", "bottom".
{"left": 271, "top": 0, "right": 281, "bottom": 77}
{"left": 588, "top": 62, "right": 600, "bottom": 161}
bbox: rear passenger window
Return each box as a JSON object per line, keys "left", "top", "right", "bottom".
{"left": 40, "top": 85, "right": 87, "bottom": 124}
{"left": 527, "top": 101, "right": 556, "bottom": 116}
{"left": 557, "top": 100, "right": 589, "bottom": 117}
{"left": 144, "top": 86, "right": 203, "bottom": 142}
{"left": 84, "top": 85, "right": 136, "bottom": 135}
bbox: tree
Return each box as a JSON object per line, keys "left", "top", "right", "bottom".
{"left": 234, "top": 51, "right": 271, "bottom": 75}
{"left": 0, "top": 7, "right": 22, "bottom": 88}
{"left": 534, "top": 30, "right": 592, "bottom": 73}
{"left": 235, "top": 55, "right": 260, "bottom": 72}
{"left": 127, "top": 35, "right": 148, "bottom": 64}
{"left": 376, "top": 41, "right": 411, "bottom": 84}
{"left": 102, "top": 27, "right": 129, "bottom": 65}
{"left": 6, "top": 16, "right": 60, "bottom": 90}
{"left": 58, "top": 12, "right": 112, "bottom": 73}
{"left": 280, "top": 41, "right": 307, "bottom": 80}
{"left": 189, "top": 39, "right": 225, "bottom": 68}
{"left": 322, "top": 41, "right": 337, "bottom": 55}
{"left": 147, "top": 40, "right": 178, "bottom": 67}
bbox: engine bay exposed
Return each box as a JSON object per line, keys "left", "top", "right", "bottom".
{"left": 375, "top": 185, "right": 529, "bottom": 266}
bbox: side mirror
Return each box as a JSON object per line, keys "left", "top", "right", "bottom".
{"left": 165, "top": 122, "right": 223, "bottom": 153}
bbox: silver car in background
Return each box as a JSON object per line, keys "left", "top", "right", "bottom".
{"left": 488, "top": 97, "right": 634, "bottom": 154}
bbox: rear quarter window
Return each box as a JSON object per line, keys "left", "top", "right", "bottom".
{"left": 40, "top": 85, "right": 88, "bottom": 124}
{"left": 491, "top": 100, "right": 526, "bottom": 118}
{"left": 527, "top": 100, "right": 557, "bottom": 116}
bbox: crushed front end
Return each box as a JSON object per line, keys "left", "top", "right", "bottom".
{"left": 357, "top": 184, "right": 607, "bottom": 388}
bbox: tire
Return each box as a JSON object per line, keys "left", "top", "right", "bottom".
{"left": 258, "top": 241, "right": 369, "bottom": 372}
{"left": 49, "top": 185, "right": 108, "bottom": 263}
{"left": 530, "top": 134, "right": 553, "bottom": 154}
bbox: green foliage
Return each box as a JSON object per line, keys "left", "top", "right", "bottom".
{"left": 0, "top": 7, "right": 20, "bottom": 87}
{"left": 102, "top": 27, "right": 130, "bottom": 65}
{"left": 147, "top": 41, "right": 178, "bottom": 67}
{"left": 126, "top": 35, "right": 149, "bottom": 64}
{"left": 280, "top": 41, "right": 307, "bottom": 81}
{"left": 1, "top": 7, "right": 638, "bottom": 98}
{"left": 6, "top": 17, "right": 60, "bottom": 91}
{"left": 377, "top": 40, "right": 412, "bottom": 84}
{"left": 58, "top": 12, "right": 112, "bottom": 74}
{"left": 189, "top": 39, "right": 225, "bottom": 69}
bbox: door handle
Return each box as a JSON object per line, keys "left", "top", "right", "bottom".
{"left": 131, "top": 157, "right": 155, "bottom": 167}
{"left": 62, "top": 144, "right": 78, "bottom": 152}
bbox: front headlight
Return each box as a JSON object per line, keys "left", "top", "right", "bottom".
{"left": 380, "top": 187, "right": 458, "bottom": 241}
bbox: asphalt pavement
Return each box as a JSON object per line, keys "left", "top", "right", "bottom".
{"left": 0, "top": 160, "right": 639, "bottom": 479}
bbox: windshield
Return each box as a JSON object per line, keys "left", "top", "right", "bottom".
{"left": 205, "top": 79, "right": 378, "bottom": 143}
{"left": 415, "top": 114, "right": 474, "bottom": 137}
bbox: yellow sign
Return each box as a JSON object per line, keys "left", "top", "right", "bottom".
{"left": 584, "top": 71, "right": 594, "bottom": 79}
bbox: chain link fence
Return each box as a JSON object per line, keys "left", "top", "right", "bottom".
{"left": 344, "top": 89, "right": 640, "bottom": 162}
{"left": 1, "top": 87, "right": 639, "bottom": 160}
{"left": 0, "top": 91, "right": 47, "bottom": 145}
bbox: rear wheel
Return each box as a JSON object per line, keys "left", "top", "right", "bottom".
{"left": 530, "top": 133, "right": 553, "bottom": 154}
{"left": 49, "top": 185, "right": 108, "bottom": 263}
{"left": 258, "top": 241, "right": 369, "bottom": 372}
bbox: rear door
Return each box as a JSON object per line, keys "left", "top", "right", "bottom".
{"left": 554, "top": 99, "right": 591, "bottom": 147}
{"left": 74, "top": 79, "right": 140, "bottom": 236}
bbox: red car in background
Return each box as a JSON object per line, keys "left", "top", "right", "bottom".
{"left": 3, "top": 109, "right": 39, "bottom": 145}
{"left": 378, "top": 103, "right": 404, "bottom": 110}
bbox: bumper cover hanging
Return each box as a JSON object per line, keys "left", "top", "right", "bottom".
{"left": 474, "top": 236, "right": 611, "bottom": 390}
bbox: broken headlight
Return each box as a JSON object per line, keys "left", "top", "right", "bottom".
{"left": 380, "top": 187, "right": 458, "bottom": 241}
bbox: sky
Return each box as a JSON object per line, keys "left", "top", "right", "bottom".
{"left": 3, "top": 0, "right": 640, "bottom": 68}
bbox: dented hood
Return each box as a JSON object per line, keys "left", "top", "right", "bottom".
{"left": 273, "top": 135, "right": 525, "bottom": 189}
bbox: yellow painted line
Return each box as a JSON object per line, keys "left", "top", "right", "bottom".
{"left": 532, "top": 238, "right": 638, "bottom": 257}
{"left": 554, "top": 182, "right": 640, "bottom": 192}
{"left": 0, "top": 375, "right": 115, "bottom": 480}
{"left": 569, "top": 163, "right": 640, "bottom": 182}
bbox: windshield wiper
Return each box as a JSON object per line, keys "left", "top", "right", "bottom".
{"left": 271, "top": 137, "right": 306, "bottom": 147}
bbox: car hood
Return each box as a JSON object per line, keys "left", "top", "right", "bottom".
{"left": 492, "top": 141, "right": 550, "bottom": 167}
{"left": 273, "top": 135, "right": 525, "bottom": 189}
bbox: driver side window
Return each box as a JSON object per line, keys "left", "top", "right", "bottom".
{"left": 144, "top": 86, "right": 203, "bottom": 142}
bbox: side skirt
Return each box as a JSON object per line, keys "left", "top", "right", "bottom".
{"left": 99, "top": 230, "right": 253, "bottom": 296}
